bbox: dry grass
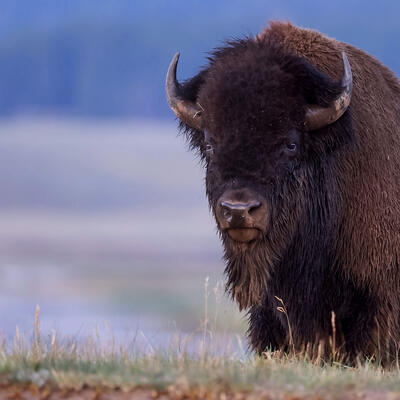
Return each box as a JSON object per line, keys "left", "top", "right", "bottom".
{"left": 2, "top": 326, "right": 400, "bottom": 400}
{"left": 2, "top": 285, "right": 400, "bottom": 399}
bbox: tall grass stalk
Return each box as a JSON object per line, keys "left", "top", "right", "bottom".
{"left": 200, "top": 276, "right": 209, "bottom": 360}
{"left": 275, "top": 296, "right": 295, "bottom": 355}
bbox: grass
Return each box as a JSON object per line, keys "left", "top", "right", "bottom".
{"left": 2, "top": 289, "right": 400, "bottom": 399}
{"left": 3, "top": 326, "right": 400, "bottom": 400}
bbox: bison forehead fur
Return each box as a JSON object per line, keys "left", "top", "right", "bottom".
{"left": 166, "top": 21, "right": 400, "bottom": 363}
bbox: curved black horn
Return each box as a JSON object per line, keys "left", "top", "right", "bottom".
{"left": 305, "top": 52, "right": 353, "bottom": 131}
{"left": 166, "top": 53, "right": 203, "bottom": 130}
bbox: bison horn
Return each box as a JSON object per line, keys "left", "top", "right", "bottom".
{"left": 166, "top": 52, "right": 203, "bottom": 131}
{"left": 305, "top": 52, "right": 352, "bottom": 131}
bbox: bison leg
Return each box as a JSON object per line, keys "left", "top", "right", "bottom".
{"left": 248, "top": 302, "right": 286, "bottom": 354}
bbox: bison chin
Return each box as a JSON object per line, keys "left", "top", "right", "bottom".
{"left": 226, "top": 228, "right": 261, "bottom": 243}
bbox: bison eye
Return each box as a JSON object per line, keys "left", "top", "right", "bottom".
{"left": 205, "top": 143, "right": 214, "bottom": 156}
{"left": 287, "top": 142, "right": 297, "bottom": 152}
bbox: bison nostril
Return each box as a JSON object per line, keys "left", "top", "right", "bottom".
{"left": 222, "top": 206, "right": 232, "bottom": 219}
{"left": 248, "top": 200, "right": 261, "bottom": 215}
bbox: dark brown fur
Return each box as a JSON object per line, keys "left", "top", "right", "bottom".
{"left": 175, "top": 22, "right": 400, "bottom": 363}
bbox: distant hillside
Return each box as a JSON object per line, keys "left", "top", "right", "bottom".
{"left": 1, "top": 0, "right": 399, "bottom": 118}
{"left": 0, "top": 118, "right": 205, "bottom": 209}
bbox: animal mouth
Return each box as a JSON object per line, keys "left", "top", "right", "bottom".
{"left": 227, "top": 228, "right": 261, "bottom": 243}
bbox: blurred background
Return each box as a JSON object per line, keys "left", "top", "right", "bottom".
{"left": 0, "top": 0, "right": 399, "bottom": 347}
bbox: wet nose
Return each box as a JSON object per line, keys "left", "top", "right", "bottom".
{"left": 216, "top": 190, "right": 268, "bottom": 241}
{"left": 220, "top": 200, "right": 261, "bottom": 224}
{"left": 217, "top": 191, "right": 268, "bottom": 230}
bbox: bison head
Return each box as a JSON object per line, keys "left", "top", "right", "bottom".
{"left": 166, "top": 40, "right": 352, "bottom": 309}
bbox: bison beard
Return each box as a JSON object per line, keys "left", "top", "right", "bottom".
{"left": 166, "top": 21, "right": 400, "bottom": 364}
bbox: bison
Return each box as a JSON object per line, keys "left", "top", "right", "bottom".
{"left": 166, "top": 21, "right": 400, "bottom": 363}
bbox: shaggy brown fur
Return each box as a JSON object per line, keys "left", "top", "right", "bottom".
{"left": 172, "top": 21, "right": 400, "bottom": 363}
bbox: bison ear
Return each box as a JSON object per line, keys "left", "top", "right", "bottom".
{"left": 166, "top": 53, "right": 206, "bottom": 132}
{"left": 286, "top": 52, "right": 352, "bottom": 131}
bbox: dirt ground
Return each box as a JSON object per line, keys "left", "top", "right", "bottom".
{"left": 0, "top": 384, "right": 398, "bottom": 400}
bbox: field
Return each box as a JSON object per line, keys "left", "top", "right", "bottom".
{"left": 2, "top": 307, "right": 400, "bottom": 399}
{"left": 1, "top": 118, "right": 400, "bottom": 399}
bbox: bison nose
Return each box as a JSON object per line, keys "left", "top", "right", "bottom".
{"left": 220, "top": 200, "right": 261, "bottom": 223}
{"left": 216, "top": 194, "right": 268, "bottom": 242}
